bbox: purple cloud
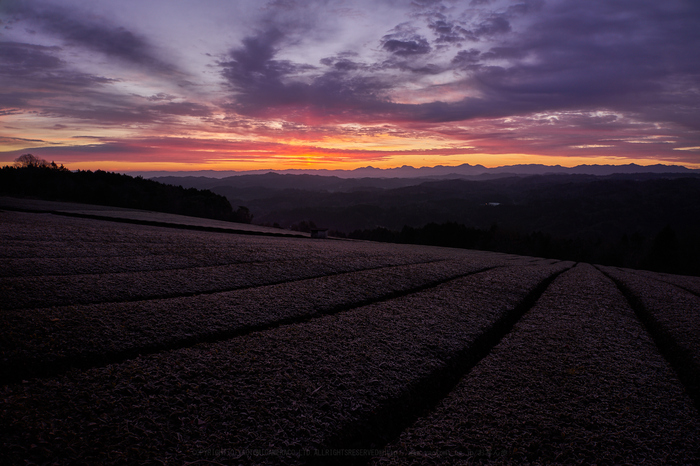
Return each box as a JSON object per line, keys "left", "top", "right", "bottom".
{"left": 4, "top": 1, "right": 177, "bottom": 75}
{"left": 220, "top": 28, "right": 395, "bottom": 119}
{"left": 0, "top": 40, "right": 118, "bottom": 112}
{"left": 381, "top": 29, "right": 432, "bottom": 56}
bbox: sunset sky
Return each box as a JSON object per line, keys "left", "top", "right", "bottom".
{"left": 1, "top": 0, "right": 699, "bottom": 172}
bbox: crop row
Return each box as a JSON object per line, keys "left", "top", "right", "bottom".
{"left": 4, "top": 209, "right": 697, "bottom": 465}
{"left": 372, "top": 264, "right": 700, "bottom": 465}
{"left": 0, "top": 262, "right": 570, "bottom": 464}
{"left": 2, "top": 213, "right": 521, "bottom": 311}
{"left": 626, "top": 268, "right": 700, "bottom": 297}
{"left": 0, "top": 257, "right": 517, "bottom": 383}
{"left": 0, "top": 241, "right": 492, "bottom": 278}
{"left": 1, "top": 253, "right": 497, "bottom": 311}
{"left": 0, "top": 242, "right": 457, "bottom": 276}
{"left": 600, "top": 266, "right": 700, "bottom": 409}
{"left": 0, "top": 211, "right": 464, "bottom": 264}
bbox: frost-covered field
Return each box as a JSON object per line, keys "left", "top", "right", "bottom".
{"left": 1, "top": 207, "right": 699, "bottom": 465}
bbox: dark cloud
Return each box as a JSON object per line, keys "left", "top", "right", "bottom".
{"left": 381, "top": 25, "right": 431, "bottom": 56}
{"left": 220, "top": 29, "right": 394, "bottom": 119}
{"left": 331, "top": 59, "right": 363, "bottom": 71}
{"left": 406, "top": 63, "right": 443, "bottom": 75}
{"left": 382, "top": 36, "right": 431, "bottom": 56}
{"left": 378, "top": 58, "right": 444, "bottom": 75}
{"left": 221, "top": 28, "right": 315, "bottom": 92}
{"left": 0, "top": 40, "right": 210, "bottom": 126}
{"left": 37, "top": 99, "right": 213, "bottom": 125}
{"left": 428, "top": 16, "right": 468, "bottom": 44}
{"left": 0, "top": 94, "right": 27, "bottom": 110}
{"left": 150, "top": 102, "right": 212, "bottom": 117}
{"left": 146, "top": 93, "right": 178, "bottom": 102}
{"left": 473, "top": 15, "right": 510, "bottom": 37}
{"left": 0, "top": 4, "right": 209, "bottom": 128}
{"left": 424, "top": 6, "right": 514, "bottom": 45}
{"left": 0, "top": 136, "right": 48, "bottom": 144}
{"left": 0, "top": 41, "right": 62, "bottom": 76}
{"left": 320, "top": 53, "right": 367, "bottom": 72}
{"left": 479, "top": 47, "right": 526, "bottom": 61}
{"left": 60, "top": 25, "right": 155, "bottom": 67}
{"left": 0, "top": 41, "right": 118, "bottom": 110}
{"left": 4, "top": 1, "right": 176, "bottom": 74}
{"left": 451, "top": 49, "right": 481, "bottom": 69}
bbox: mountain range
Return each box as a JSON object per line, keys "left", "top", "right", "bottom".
{"left": 136, "top": 162, "right": 698, "bottom": 180}
{"left": 149, "top": 169, "right": 700, "bottom": 238}
{"left": 148, "top": 167, "right": 700, "bottom": 275}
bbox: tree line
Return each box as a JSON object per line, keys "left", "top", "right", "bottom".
{"left": 1, "top": 155, "right": 253, "bottom": 223}
{"left": 346, "top": 222, "right": 700, "bottom": 277}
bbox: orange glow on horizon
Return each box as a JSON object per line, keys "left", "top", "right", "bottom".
{"left": 33, "top": 153, "right": 699, "bottom": 174}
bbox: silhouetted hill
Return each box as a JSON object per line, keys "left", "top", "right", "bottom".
{"left": 151, "top": 170, "right": 700, "bottom": 240}
{"left": 152, "top": 173, "right": 430, "bottom": 198}
{"left": 0, "top": 164, "right": 252, "bottom": 223}
{"left": 199, "top": 174, "right": 700, "bottom": 237}
{"left": 153, "top": 171, "right": 700, "bottom": 275}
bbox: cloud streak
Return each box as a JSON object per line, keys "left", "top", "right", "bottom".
{"left": 3, "top": 0, "right": 178, "bottom": 74}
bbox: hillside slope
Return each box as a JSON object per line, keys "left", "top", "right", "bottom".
{"left": 1, "top": 208, "right": 699, "bottom": 465}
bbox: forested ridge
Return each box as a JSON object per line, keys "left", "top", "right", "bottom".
{"left": 164, "top": 170, "right": 700, "bottom": 276}
{"left": 347, "top": 221, "right": 700, "bottom": 277}
{"left": 0, "top": 157, "right": 252, "bottom": 223}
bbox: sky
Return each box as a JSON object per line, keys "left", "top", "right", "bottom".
{"left": 1, "top": 0, "right": 699, "bottom": 172}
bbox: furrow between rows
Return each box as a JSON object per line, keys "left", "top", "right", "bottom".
{"left": 0, "top": 254, "right": 271, "bottom": 278}
{"left": 373, "top": 264, "right": 700, "bottom": 465}
{"left": 0, "top": 211, "right": 460, "bottom": 264}
{"left": 625, "top": 268, "right": 700, "bottom": 298}
{"left": 0, "top": 248, "right": 444, "bottom": 283}
{"left": 311, "top": 262, "right": 573, "bottom": 466}
{"left": 0, "top": 262, "right": 570, "bottom": 465}
{"left": 51, "top": 210, "right": 305, "bottom": 238}
{"left": 599, "top": 265, "right": 700, "bottom": 411}
{"left": 0, "top": 259, "right": 502, "bottom": 385}
{"left": 0, "top": 255, "right": 460, "bottom": 310}
{"left": 0, "top": 233, "right": 313, "bottom": 260}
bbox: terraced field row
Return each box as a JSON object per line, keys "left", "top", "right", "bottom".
{"left": 1, "top": 209, "right": 699, "bottom": 465}
{"left": 1, "top": 258, "right": 514, "bottom": 383}
{"left": 0, "top": 210, "right": 454, "bottom": 264}
{"left": 1, "top": 268, "right": 570, "bottom": 463}
{"left": 600, "top": 266, "right": 700, "bottom": 410}
{"left": 1, "top": 213, "right": 508, "bottom": 310}
{"left": 0, "top": 196, "right": 304, "bottom": 239}
{"left": 0, "top": 205, "right": 480, "bottom": 259}
{"left": 373, "top": 264, "right": 700, "bottom": 465}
